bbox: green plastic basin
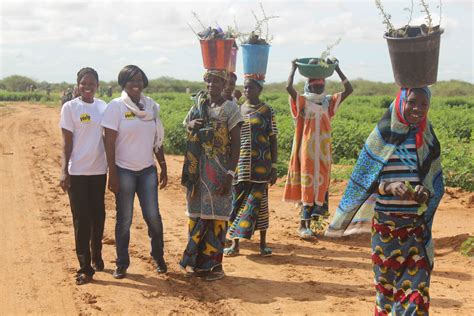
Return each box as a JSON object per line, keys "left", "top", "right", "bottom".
{"left": 295, "top": 58, "right": 337, "bottom": 79}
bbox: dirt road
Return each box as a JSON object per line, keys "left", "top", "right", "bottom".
{"left": 1, "top": 103, "right": 472, "bottom": 315}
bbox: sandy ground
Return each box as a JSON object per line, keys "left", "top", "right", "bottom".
{"left": 0, "top": 103, "right": 473, "bottom": 315}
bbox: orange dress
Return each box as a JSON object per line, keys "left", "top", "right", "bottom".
{"left": 283, "top": 93, "right": 342, "bottom": 207}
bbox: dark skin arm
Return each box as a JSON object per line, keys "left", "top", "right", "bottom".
{"left": 286, "top": 59, "right": 298, "bottom": 102}
{"left": 59, "top": 129, "right": 73, "bottom": 192}
{"left": 269, "top": 134, "right": 278, "bottom": 185}
{"left": 217, "top": 124, "right": 241, "bottom": 195}
{"left": 333, "top": 61, "right": 353, "bottom": 103}
{"left": 153, "top": 146, "right": 168, "bottom": 189}
{"left": 104, "top": 128, "right": 119, "bottom": 194}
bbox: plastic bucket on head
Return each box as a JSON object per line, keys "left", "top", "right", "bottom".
{"left": 384, "top": 28, "right": 443, "bottom": 88}
{"left": 242, "top": 44, "right": 270, "bottom": 75}
{"left": 227, "top": 47, "right": 238, "bottom": 73}
{"left": 295, "top": 58, "right": 337, "bottom": 79}
{"left": 200, "top": 39, "right": 235, "bottom": 70}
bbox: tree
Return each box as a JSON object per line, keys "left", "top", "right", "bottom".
{"left": 0, "top": 75, "right": 37, "bottom": 92}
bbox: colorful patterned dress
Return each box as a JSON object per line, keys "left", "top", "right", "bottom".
{"left": 373, "top": 131, "right": 431, "bottom": 315}
{"left": 283, "top": 93, "right": 342, "bottom": 219}
{"left": 180, "top": 94, "right": 242, "bottom": 272}
{"left": 229, "top": 103, "right": 278, "bottom": 239}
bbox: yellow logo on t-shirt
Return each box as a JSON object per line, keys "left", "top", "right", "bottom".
{"left": 80, "top": 113, "right": 91, "bottom": 123}
{"left": 124, "top": 111, "right": 136, "bottom": 120}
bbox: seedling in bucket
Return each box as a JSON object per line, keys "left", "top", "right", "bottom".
{"left": 187, "top": 12, "right": 236, "bottom": 70}
{"left": 234, "top": 3, "right": 278, "bottom": 79}
{"left": 295, "top": 38, "right": 341, "bottom": 79}
{"left": 375, "top": 0, "right": 444, "bottom": 87}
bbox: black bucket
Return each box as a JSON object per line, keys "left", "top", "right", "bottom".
{"left": 384, "top": 27, "right": 444, "bottom": 88}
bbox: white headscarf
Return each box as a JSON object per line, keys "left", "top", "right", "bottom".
{"left": 121, "top": 90, "right": 165, "bottom": 152}
{"left": 302, "top": 81, "right": 325, "bottom": 104}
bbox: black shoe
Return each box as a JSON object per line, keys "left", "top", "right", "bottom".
{"left": 92, "top": 260, "right": 104, "bottom": 272}
{"left": 156, "top": 258, "right": 167, "bottom": 274}
{"left": 75, "top": 273, "right": 93, "bottom": 285}
{"left": 113, "top": 267, "right": 127, "bottom": 279}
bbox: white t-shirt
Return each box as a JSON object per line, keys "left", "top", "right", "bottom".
{"left": 101, "top": 97, "right": 157, "bottom": 171}
{"left": 60, "top": 97, "right": 108, "bottom": 175}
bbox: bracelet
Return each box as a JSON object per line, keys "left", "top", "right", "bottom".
{"left": 342, "top": 79, "right": 349, "bottom": 84}
{"left": 159, "top": 161, "right": 166, "bottom": 165}
{"left": 378, "top": 182, "right": 386, "bottom": 195}
{"left": 271, "top": 163, "right": 277, "bottom": 169}
{"left": 227, "top": 170, "right": 236, "bottom": 178}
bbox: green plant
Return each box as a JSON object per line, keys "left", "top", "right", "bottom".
{"left": 375, "top": 0, "right": 442, "bottom": 37}
{"left": 375, "top": 0, "right": 395, "bottom": 33}
{"left": 235, "top": 3, "right": 278, "bottom": 45}
{"left": 460, "top": 236, "right": 474, "bottom": 257}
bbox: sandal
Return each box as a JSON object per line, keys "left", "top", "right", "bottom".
{"left": 297, "top": 228, "right": 313, "bottom": 240}
{"left": 205, "top": 270, "right": 225, "bottom": 281}
{"left": 223, "top": 247, "right": 240, "bottom": 257}
{"left": 260, "top": 247, "right": 273, "bottom": 257}
{"left": 75, "top": 273, "right": 92, "bottom": 285}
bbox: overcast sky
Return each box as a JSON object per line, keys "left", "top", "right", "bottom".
{"left": 1, "top": 0, "right": 472, "bottom": 84}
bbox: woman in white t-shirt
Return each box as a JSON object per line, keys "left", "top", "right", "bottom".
{"left": 102, "top": 65, "right": 168, "bottom": 280}
{"left": 59, "top": 67, "right": 108, "bottom": 285}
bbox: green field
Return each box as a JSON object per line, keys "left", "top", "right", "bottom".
{"left": 154, "top": 92, "right": 473, "bottom": 191}
{"left": 1, "top": 90, "right": 472, "bottom": 191}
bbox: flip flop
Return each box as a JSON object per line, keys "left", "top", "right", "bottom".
{"left": 297, "top": 228, "right": 313, "bottom": 240}
{"left": 223, "top": 247, "right": 240, "bottom": 257}
{"left": 205, "top": 270, "right": 225, "bottom": 281}
{"left": 260, "top": 247, "right": 273, "bottom": 257}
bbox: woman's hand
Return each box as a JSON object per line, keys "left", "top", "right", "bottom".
{"left": 270, "top": 168, "right": 277, "bottom": 186}
{"left": 384, "top": 181, "right": 413, "bottom": 200}
{"left": 159, "top": 168, "right": 168, "bottom": 189}
{"left": 59, "top": 172, "right": 70, "bottom": 193}
{"left": 108, "top": 169, "right": 119, "bottom": 194}
{"left": 413, "top": 185, "right": 430, "bottom": 204}
{"left": 187, "top": 119, "right": 203, "bottom": 131}
{"left": 217, "top": 174, "right": 233, "bottom": 196}
{"left": 291, "top": 59, "right": 298, "bottom": 71}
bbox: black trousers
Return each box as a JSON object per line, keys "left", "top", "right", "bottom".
{"left": 67, "top": 174, "right": 106, "bottom": 276}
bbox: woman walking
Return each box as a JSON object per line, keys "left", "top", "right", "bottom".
{"left": 60, "top": 67, "right": 107, "bottom": 285}
{"left": 283, "top": 59, "right": 353, "bottom": 239}
{"left": 224, "top": 77, "right": 278, "bottom": 257}
{"left": 102, "top": 65, "right": 168, "bottom": 279}
{"left": 180, "top": 70, "right": 242, "bottom": 281}
{"left": 326, "top": 87, "right": 444, "bottom": 315}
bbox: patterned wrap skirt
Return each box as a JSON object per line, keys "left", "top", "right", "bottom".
{"left": 372, "top": 211, "right": 431, "bottom": 316}
{"left": 229, "top": 182, "right": 270, "bottom": 240}
{"left": 179, "top": 218, "right": 227, "bottom": 272}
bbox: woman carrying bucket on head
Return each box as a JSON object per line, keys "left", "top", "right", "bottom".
{"left": 180, "top": 69, "right": 242, "bottom": 281}
{"left": 283, "top": 58, "right": 353, "bottom": 239}
{"left": 225, "top": 71, "right": 278, "bottom": 257}
{"left": 325, "top": 87, "right": 444, "bottom": 315}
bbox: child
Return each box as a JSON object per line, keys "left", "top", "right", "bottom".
{"left": 283, "top": 59, "right": 353, "bottom": 239}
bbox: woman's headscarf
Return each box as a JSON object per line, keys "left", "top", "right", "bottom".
{"left": 303, "top": 78, "right": 325, "bottom": 104}
{"left": 204, "top": 69, "right": 228, "bottom": 81}
{"left": 395, "top": 87, "right": 431, "bottom": 148}
{"left": 243, "top": 73, "right": 265, "bottom": 88}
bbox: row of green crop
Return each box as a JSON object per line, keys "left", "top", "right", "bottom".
{"left": 6, "top": 91, "right": 471, "bottom": 190}
{"left": 152, "top": 93, "right": 473, "bottom": 191}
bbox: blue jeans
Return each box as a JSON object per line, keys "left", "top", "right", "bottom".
{"left": 115, "top": 165, "right": 164, "bottom": 268}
